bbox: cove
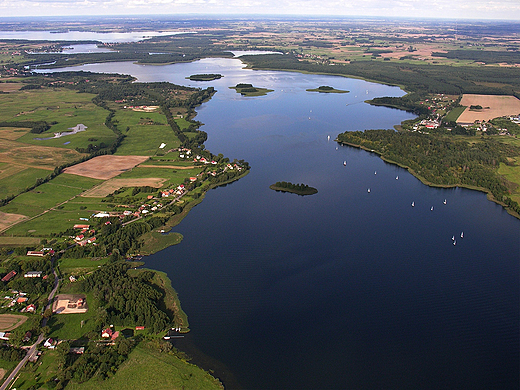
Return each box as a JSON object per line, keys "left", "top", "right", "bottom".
{"left": 38, "top": 58, "right": 520, "bottom": 389}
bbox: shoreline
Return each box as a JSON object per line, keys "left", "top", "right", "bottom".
{"left": 336, "top": 139, "right": 520, "bottom": 219}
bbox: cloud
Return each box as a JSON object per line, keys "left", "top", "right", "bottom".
{"left": 0, "top": 0, "right": 518, "bottom": 19}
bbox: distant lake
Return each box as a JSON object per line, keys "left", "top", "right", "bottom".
{"left": 0, "top": 30, "right": 191, "bottom": 42}
{"left": 35, "top": 58, "right": 520, "bottom": 390}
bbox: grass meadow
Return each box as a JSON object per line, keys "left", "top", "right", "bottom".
{"left": 0, "top": 167, "right": 52, "bottom": 199}
{"left": 114, "top": 110, "right": 181, "bottom": 156}
{"left": 66, "top": 342, "right": 223, "bottom": 390}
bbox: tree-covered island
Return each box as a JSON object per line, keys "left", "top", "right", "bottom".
{"left": 306, "top": 85, "right": 349, "bottom": 93}
{"left": 229, "top": 83, "right": 274, "bottom": 96}
{"left": 270, "top": 181, "right": 318, "bottom": 196}
{"left": 187, "top": 74, "right": 223, "bottom": 81}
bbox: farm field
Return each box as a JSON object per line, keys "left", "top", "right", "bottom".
{"left": 457, "top": 95, "right": 520, "bottom": 123}
{"left": 82, "top": 177, "right": 166, "bottom": 197}
{"left": 114, "top": 110, "right": 181, "bottom": 156}
{"left": 64, "top": 155, "right": 149, "bottom": 180}
{"left": 1, "top": 88, "right": 117, "bottom": 151}
{"left": 0, "top": 236, "right": 40, "bottom": 247}
{"left": 0, "top": 314, "right": 28, "bottom": 331}
{"left": 0, "top": 178, "right": 97, "bottom": 217}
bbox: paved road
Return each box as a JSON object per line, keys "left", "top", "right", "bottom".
{"left": 0, "top": 259, "right": 60, "bottom": 389}
{"left": 0, "top": 334, "right": 43, "bottom": 390}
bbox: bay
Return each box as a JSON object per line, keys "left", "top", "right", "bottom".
{"left": 37, "top": 58, "right": 520, "bottom": 389}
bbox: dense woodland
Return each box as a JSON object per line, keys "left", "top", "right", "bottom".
{"left": 81, "top": 263, "right": 172, "bottom": 333}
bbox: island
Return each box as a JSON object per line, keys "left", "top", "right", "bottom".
{"left": 230, "top": 83, "right": 274, "bottom": 96}
{"left": 306, "top": 85, "right": 349, "bottom": 93}
{"left": 269, "top": 181, "right": 318, "bottom": 196}
{"left": 187, "top": 73, "right": 223, "bottom": 81}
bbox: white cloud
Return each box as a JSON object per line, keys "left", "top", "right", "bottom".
{"left": 0, "top": 0, "right": 518, "bottom": 18}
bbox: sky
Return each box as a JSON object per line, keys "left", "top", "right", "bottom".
{"left": 1, "top": 0, "right": 519, "bottom": 20}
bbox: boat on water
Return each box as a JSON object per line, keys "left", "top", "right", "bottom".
{"left": 461, "top": 231, "right": 464, "bottom": 238}
{"left": 452, "top": 236, "right": 455, "bottom": 241}
{"left": 343, "top": 161, "right": 347, "bottom": 166}
{"left": 411, "top": 201, "right": 415, "bottom": 207}
{"left": 453, "top": 240, "right": 457, "bottom": 246}
{"left": 431, "top": 206, "right": 434, "bottom": 211}
{"left": 367, "top": 188, "right": 371, "bottom": 193}
{"left": 443, "top": 199, "right": 447, "bottom": 205}
{"left": 396, "top": 176, "right": 399, "bottom": 180}
{"left": 374, "top": 171, "right": 377, "bottom": 175}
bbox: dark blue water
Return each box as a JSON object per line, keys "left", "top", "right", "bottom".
{"left": 40, "top": 59, "right": 520, "bottom": 389}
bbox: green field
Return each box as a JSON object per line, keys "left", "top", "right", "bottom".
{"left": 66, "top": 342, "right": 223, "bottom": 390}
{"left": 114, "top": 110, "right": 181, "bottom": 156}
{"left": 59, "top": 257, "right": 108, "bottom": 276}
{"left": 1, "top": 88, "right": 116, "bottom": 151}
{"left": 0, "top": 177, "right": 99, "bottom": 217}
{"left": 4, "top": 209, "right": 95, "bottom": 236}
{"left": 444, "top": 106, "right": 467, "bottom": 122}
{"left": 0, "top": 236, "right": 40, "bottom": 247}
{"left": 0, "top": 167, "right": 52, "bottom": 199}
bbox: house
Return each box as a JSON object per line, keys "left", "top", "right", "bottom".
{"left": 69, "top": 275, "right": 77, "bottom": 282}
{"left": 111, "top": 331, "right": 120, "bottom": 340}
{"left": 23, "top": 331, "right": 31, "bottom": 342}
{"left": 101, "top": 328, "right": 114, "bottom": 338}
{"left": 0, "top": 332, "right": 10, "bottom": 340}
{"left": 70, "top": 347, "right": 85, "bottom": 354}
{"left": 135, "top": 326, "right": 145, "bottom": 330}
{"left": 75, "top": 234, "right": 84, "bottom": 241}
{"left": 73, "top": 224, "right": 90, "bottom": 229}
{"left": 24, "top": 271, "right": 42, "bottom": 278}
{"left": 44, "top": 338, "right": 56, "bottom": 348}
{"left": 2, "top": 271, "right": 16, "bottom": 282}
{"left": 24, "top": 304, "right": 36, "bottom": 313}
{"left": 26, "top": 251, "right": 45, "bottom": 257}
{"left": 17, "top": 297, "right": 28, "bottom": 304}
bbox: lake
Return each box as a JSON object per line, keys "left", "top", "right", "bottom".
{"left": 36, "top": 58, "right": 520, "bottom": 390}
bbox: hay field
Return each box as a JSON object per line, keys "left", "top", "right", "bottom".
{"left": 0, "top": 127, "right": 28, "bottom": 140}
{"left": 0, "top": 314, "right": 28, "bottom": 331}
{"left": 0, "top": 211, "right": 27, "bottom": 232}
{"left": 457, "top": 95, "right": 520, "bottom": 123}
{"left": 64, "top": 155, "right": 149, "bottom": 180}
{"left": 0, "top": 138, "right": 81, "bottom": 169}
{"left": 82, "top": 177, "right": 166, "bottom": 197}
{"left": 0, "top": 236, "right": 40, "bottom": 247}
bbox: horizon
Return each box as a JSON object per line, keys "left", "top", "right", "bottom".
{"left": 1, "top": 1, "right": 520, "bottom": 22}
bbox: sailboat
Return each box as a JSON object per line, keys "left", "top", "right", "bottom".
{"left": 343, "top": 161, "right": 347, "bottom": 166}
{"left": 411, "top": 201, "right": 415, "bottom": 207}
{"left": 374, "top": 171, "right": 377, "bottom": 175}
{"left": 443, "top": 199, "right": 447, "bottom": 205}
{"left": 452, "top": 235, "right": 455, "bottom": 241}
{"left": 327, "top": 135, "right": 330, "bottom": 141}
{"left": 367, "top": 188, "right": 371, "bottom": 193}
{"left": 460, "top": 231, "right": 464, "bottom": 238}
{"left": 431, "top": 206, "right": 434, "bottom": 211}
{"left": 396, "top": 176, "right": 398, "bottom": 180}
{"left": 453, "top": 240, "right": 457, "bottom": 246}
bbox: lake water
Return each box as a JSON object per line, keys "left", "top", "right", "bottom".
{"left": 36, "top": 58, "right": 519, "bottom": 389}
{"left": 0, "top": 30, "right": 191, "bottom": 42}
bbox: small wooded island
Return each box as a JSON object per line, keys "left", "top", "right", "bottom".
{"left": 187, "top": 73, "right": 223, "bottom": 81}
{"left": 230, "top": 83, "right": 274, "bottom": 96}
{"left": 270, "top": 181, "right": 318, "bottom": 195}
{"left": 306, "top": 85, "right": 349, "bottom": 93}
